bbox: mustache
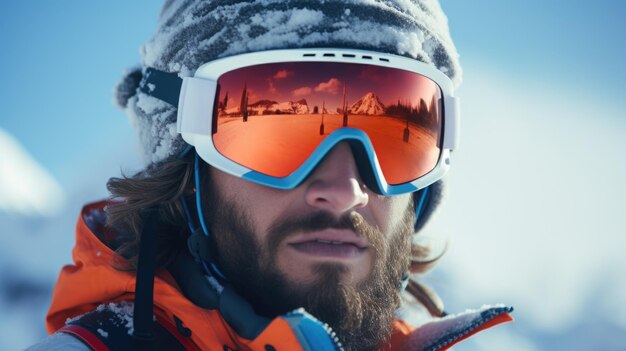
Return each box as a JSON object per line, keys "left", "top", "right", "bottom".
{"left": 266, "top": 211, "right": 383, "bottom": 254}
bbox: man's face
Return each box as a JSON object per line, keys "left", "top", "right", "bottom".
{"left": 206, "top": 142, "right": 414, "bottom": 350}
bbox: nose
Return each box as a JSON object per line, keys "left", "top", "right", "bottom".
{"left": 304, "top": 142, "right": 369, "bottom": 214}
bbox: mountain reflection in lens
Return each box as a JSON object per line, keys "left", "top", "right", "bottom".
{"left": 213, "top": 62, "right": 442, "bottom": 185}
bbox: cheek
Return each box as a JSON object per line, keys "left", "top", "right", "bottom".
{"left": 210, "top": 168, "right": 281, "bottom": 233}
{"left": 371, "top": 194, "right": 413, "bottom": 234}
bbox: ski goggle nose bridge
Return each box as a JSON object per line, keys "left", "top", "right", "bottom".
{"left": 233, "top": 128, "right": 424, "bottom": 196}
{"left": 150, "top": 49, "right": 459, "bottom": 195}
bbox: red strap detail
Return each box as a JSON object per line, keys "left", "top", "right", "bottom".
{"left": 59, "top": 324, "right": 110, "bottom": 351}
{"left": 154, "top": 313, "right": 202, "bottom": 351}
{"left": 435, "top": 312, "right": 513, "bottom": 351}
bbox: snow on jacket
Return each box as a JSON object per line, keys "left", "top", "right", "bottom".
{"left": 32, "top": 201, "right": 512, "bottom": 350}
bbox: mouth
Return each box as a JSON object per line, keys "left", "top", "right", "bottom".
{"left": 287, "top": 230, "right": 368, "bottom": 259}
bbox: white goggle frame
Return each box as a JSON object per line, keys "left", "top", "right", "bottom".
{"left": 176, "top": 48, "right": 460, "bottom": 195}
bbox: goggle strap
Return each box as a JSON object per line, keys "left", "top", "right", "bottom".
{"left": 414, "top": 186, "right": 430, "bottom": 230}
{"left": 177, "top": 144, "right": 194, "bottom": 158}
{"left": 139, "top": 67, "right": 183, "bottom": 107}
{"left": 194, "top": 153, "right": 210, "bottom": 237}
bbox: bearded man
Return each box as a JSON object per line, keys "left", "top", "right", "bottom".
{"left": 29, "top": 1, "right": 512, "bottom": 350}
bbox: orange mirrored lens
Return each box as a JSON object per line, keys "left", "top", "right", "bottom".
{"left": 212, "top": 62, "right": 442, "bottom": 185}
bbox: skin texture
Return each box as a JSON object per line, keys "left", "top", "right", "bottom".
{"left": 206, "top": 142, "right": 415, "bottom": 350}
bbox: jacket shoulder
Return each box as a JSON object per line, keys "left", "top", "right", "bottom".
{"left": 55, "top": 302, "right": 197, "bottom": 351}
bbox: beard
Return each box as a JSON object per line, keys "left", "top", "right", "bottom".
{"left": 207, "top": 195, "right": 414, "bottom": 351}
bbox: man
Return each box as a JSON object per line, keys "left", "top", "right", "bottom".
{"left": 30, "top": 1, "right": 512, "bottom": 350}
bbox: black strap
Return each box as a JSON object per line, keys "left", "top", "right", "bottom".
{"left": 140, "top": 67, "right": 183, "bottom": 107}
{"left": 133, "top": 209, "right": 158, "bottom": 341}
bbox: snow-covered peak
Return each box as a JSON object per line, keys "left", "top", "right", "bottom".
{"left": 349, "top": 92, "right": 385, "bottom": 115}
{"left": 0, "top": 129, "right": 66, "bottom": 217}
{"left": 227, "top": 98, "right": 309, "bottom": 115}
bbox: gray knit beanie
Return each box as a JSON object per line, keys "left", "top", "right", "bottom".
{"left": 114, "top": 0, "right": 460, "bottom": 227}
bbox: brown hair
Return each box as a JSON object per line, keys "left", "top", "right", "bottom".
{"left": 105, "top": 155, "right": 445, "bottom": 316}
{"left": 106, "top": 153, "right": 196, "bottom": 270}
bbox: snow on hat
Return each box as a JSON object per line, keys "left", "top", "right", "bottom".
{"left": 115, "top": 0, "right": 461, "bottom": 165}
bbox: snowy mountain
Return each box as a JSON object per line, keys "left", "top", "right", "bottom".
{"left": 348, "top": 92, "right": 385, "bottom": 115}
{"left": 227, "top": 98, "right": 310, "bottom": 115}
{"left": 249, "top": 99, "right": 278, "bottom": 109}
{"left": 0, "top": 134, "right": 143, "bottom": 350}
{"left": 0, "top": 128, "right": 66, "bottom": 217}
{"left": 274, "top": 98, "right": 309, "bottom": 114}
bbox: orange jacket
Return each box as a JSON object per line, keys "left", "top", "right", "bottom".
{"left": 47, "top": 201, "right": 512, "bottom": 351}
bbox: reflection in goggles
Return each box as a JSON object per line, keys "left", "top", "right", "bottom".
{"left": 212, "top": 62, "right": 442, "bottom": 185}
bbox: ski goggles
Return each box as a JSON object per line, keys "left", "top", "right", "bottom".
{"left": 141, "top": 49, "right": 459, "bottom": 195}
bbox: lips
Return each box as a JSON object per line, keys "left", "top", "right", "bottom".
{"left": 287, "top": 230, "right": 368, "bottom": 258}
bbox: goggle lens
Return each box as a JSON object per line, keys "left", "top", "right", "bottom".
{"left": 212, "top": 62, "right": 442, "bottom": 185}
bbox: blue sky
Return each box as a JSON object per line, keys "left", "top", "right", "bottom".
{"left": 1, "top": 1, "right": 625, "bottom": 350}
{"left": 0, "top": 2, "right": 160, "bottom": 190}
{"left": 444, "top": 1, "right": 626, "bottom": 103}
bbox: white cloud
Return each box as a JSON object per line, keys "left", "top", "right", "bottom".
{"left": 314, "top": 78, "right": 341, "bottom": 94}
{"left": 292, "top": 86, "right": 312, "bottom": 97}
{"left": 0, "top": 128, "right": 66, "bottom": 217}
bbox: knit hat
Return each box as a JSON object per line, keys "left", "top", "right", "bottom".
{"left": 114, "top": 0, "right": 460, "bottom": 227}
